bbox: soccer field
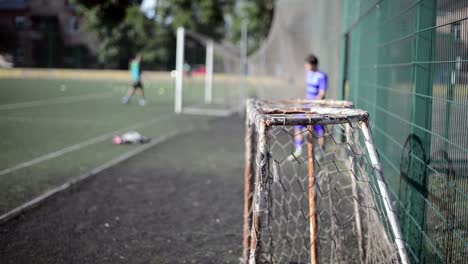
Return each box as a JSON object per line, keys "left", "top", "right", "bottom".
{"left": 0, "top": 77, "right": 215, "bottom": 215}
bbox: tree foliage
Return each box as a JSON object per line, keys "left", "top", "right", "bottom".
{"left": 75, "top": 1, "right": 170, "bottom": 69}
{"left": 159, "top": 0, "right": 229, "bottom": 40}
{"left": 0, "top": 26, "right": 16, "bottom": 54}
{"left": 73, "top": 0, "right": 274, "bottom": 69}
{"left": 229, "top": 0, "right": 274, "bottom": 54}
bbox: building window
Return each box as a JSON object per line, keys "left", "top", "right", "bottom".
{"left": 452, "top": 22, "right": 462, "bottom": 40}
{"left": 68, "top": 16, "right": 79, "bottom": 33}
{"left": 15, "top": 16, "right": 27, "bottom": 30}
{"left": 16, "top": 47, "right": 25, "bottom": 63}
{"left": 65, "top": 0, "right": 76, "bottom": 11}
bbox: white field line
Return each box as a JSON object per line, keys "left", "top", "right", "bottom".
{"left": 0, "top": 113, "right": 173, "bottom": 177}
{"left": 0, "top": 92, "right": 113, "bottom": 110}
{"left": 182, "top": 107, "right": 233, "bottom": 117}
{"left": 0, "top": 127, "right": 190, "bottom": 224}
{"left": 0, "top": 116, "right": 104, "bottom": 126}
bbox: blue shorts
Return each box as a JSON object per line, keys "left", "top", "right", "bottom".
{"left": 296, "top": 125, "right": 325, "bottom": 137}
{"left": 295, "top": 111, "right": 324, "bottom": 137}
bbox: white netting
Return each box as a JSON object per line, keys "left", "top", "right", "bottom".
{"left": 180, "top": 30, "right": 245, "bottom": 116}
{"left": 244, "top": 99, "right": 409, "bottom": 264}
{"left": 247, "top": 0, "right": 342, "bottom": 100}
{"left": 177, "top": 0, "right": 343, "bottom": 114}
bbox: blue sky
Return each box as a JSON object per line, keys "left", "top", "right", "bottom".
{"left": 140, "top": 0, "right": 157, "bottom": 18}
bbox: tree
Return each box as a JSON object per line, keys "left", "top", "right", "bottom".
{"left": 229, "top": 0, "right": 274, "bottom": 54}
{"left": 74, "top": 0, "right": 233, "bottom": 69}
{"left": 156, "top": 0, "right": 232, "bottom": 65}
{"left": 92, "top": 5, "right": 173, "bottom": 69}
{"left": 0, "top": 26, "right": 16, "bottom": 55}
{"left": 74, "top": 1, "right": 168, "bottom": 69}
{"left": 159, "top": 0, "right": 228, "bottom": 40}
{"left": 74, "top": 0, "right": 137, "bottom": 30}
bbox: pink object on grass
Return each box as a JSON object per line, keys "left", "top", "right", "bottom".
{"left": 113, "top": 136, "right": 122, "bottom": 145}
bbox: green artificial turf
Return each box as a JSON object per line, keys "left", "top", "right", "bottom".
{"left": 0, "top": 77, "right": 216, "bottom": 214}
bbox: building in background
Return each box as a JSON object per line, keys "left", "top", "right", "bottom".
{"left": 435, "top": 1, "right": 468, "bottom": 84}
{"left": 0, "top": 0, "right": 97, "bottom": 68}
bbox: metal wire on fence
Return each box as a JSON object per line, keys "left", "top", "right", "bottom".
{"left": 343, "top": 1, "right": 468, "bottom": 262}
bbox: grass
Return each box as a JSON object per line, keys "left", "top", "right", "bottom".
{"left": 0, "top": 77, "right": 215, "bottom": 214}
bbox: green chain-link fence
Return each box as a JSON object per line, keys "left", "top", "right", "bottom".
{"left": 341, "top": 0, "right": 467, "bottom": 263}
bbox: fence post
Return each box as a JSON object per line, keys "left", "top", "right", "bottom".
{"left": 408, "top": 1, "right": 436, "bottom": 260}
{"left": 175, "top": 27, "right": 185, "bottom": 113}
{"left": 248, "top": 121, "right": 268, "bottom": 264}
{"left": 243, "top": 109, "right": 254, "bottom": 263}
{"left": 307, "top": 127, "right": 318, "bottom": 264}
{"left": 204, "top": 40, "right": 213, "bottom": 104}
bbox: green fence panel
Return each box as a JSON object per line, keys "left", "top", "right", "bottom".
{"left": 341, "top": 0, "right": 467, "bottom": 263}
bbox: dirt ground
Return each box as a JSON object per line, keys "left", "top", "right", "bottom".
{"left": 0, "top": 116, "right": 245, "bottom": 264}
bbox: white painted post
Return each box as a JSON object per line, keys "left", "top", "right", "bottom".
{"left": 175, "top": 27, "right": 185, "bottom": 113}
{"left": 240, "top": 19, "right": 248, "bottom": 75}
{"left": 360, "top": 121, "right": 410, "bottom": 264}
{"left": 240, "top": 20, "right": 248, "bottom": 113}
{"left": 205, "top": 40, "right": 213, "bottom": 104}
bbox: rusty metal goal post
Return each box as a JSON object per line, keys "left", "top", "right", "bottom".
{"left": 243, "top": 99, "right": 410, "bottom": 264}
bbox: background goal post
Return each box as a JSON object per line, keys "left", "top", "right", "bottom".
{"left": 174, "top": 27, "right": 245, "bottom": 116}
{"left": 243, "top": 99, "right": 410, "bottom": 264}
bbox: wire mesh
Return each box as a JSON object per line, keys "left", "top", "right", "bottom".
{"left": 246, "top": 0, "right": 342, "bottom": 101}
{"left": 342, "top": 1, "right": 468, "bottom": 263}
{"left": 244, "top": 99, "right": 409, "bottom": 264}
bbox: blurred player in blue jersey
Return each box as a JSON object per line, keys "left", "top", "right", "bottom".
{"left": 292, "top": 54, "right": 328, "bottom": 159}
{"left": 122, "top": 53, "right": 147, "bottom": 106}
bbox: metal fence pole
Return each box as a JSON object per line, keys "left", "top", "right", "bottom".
{"left": 204, "top": 40, "right": 213, "bottom": 104}
{"left": 307, "top": 126, "right": 318, "bottom": 264}
{"left": 175, "top": 27, "right": 185, "bottom": 113}
{"left": 410, "top": 1, "right": 436, "bottom": 259}
{"left": 248, "top": 121, "right": 268, "bottom": 264}
{"left": 243, "top": 111, "right": 254, "bottom": 263}
{"left": 347, "top": 123, "right": 365, "bottom": 263}
{"left": 360, "top": 121, "right": 410, "bottom": 264}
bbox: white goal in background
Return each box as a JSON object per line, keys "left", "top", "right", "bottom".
{"left": 174, "top": 27, "right": 246, "bottom": 116}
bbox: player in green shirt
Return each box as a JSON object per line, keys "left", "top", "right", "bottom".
{"left": 122, "top": 54, "right": 147, "bottom": 106}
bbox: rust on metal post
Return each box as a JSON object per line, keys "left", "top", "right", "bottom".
{"left": 242, "top": 112, "right": 254, "bottom": 263}
{"left": 260, "top": 99, "right": 354, "bottom": 109}
{"left": 307, "top": 126, "right": 318, "bottom": 264}
{"left": 248, "top": 204, "right": 261, "bottom": 264}
{"left": 248, "top": 121, "right": 268, "bottom": 264}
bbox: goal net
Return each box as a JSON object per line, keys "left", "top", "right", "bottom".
{"left": 174, "top": 27, "right": 245, "bottom": 116}
{"left": 243, "top": 99, "right": 410, "bottom": 264}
